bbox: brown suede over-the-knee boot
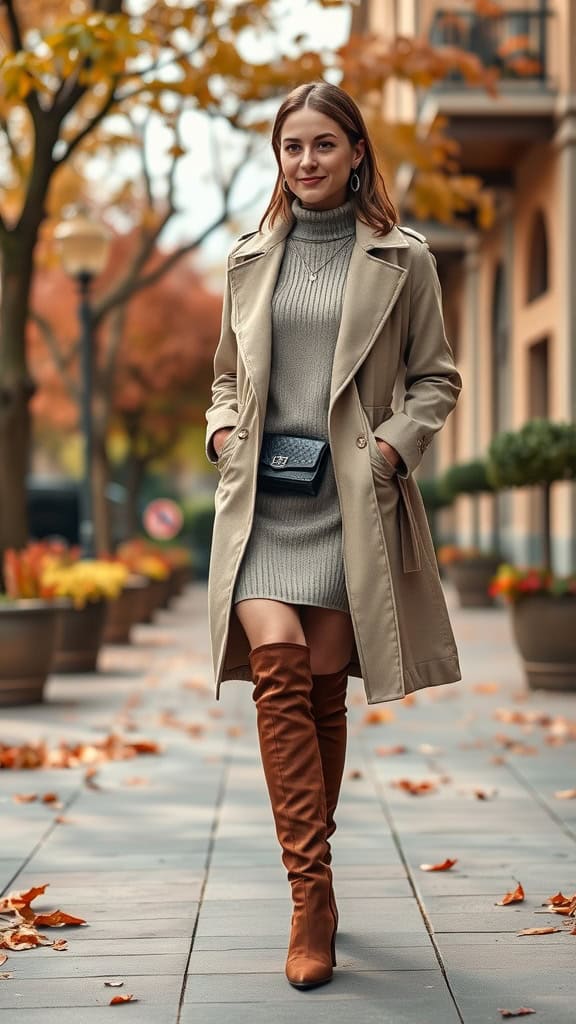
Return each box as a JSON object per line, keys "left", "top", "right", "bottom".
{"left": 249, "top": 641, "right": 337, "bottom": 990}
{"left": 310, "top": 665, "right": 348, "bottom": 930}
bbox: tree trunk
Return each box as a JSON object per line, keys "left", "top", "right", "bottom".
{"left": 0, "top": 237, "right": 36, "bottom": 558}
{"left": 542, "top": 481, "right": 552, "bottom": 573}
{"left": 93, "top": 429, "right": 112, "bottom": 554}
{"left": 125, "top": 452, "right": 147, "bottom": 538}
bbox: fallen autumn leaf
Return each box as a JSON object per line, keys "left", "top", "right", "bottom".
{"left": 420, "top": 858, "right": 458, "bottom": 872}
{"left": 496, "top": 883, "right": 525, "bottom": 906}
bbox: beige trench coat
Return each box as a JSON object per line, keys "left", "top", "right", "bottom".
{"left": 205, "top": 213, "right": 463, "bottom": 704}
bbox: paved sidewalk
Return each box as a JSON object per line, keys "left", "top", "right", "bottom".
{"left": 1, "top": 582, "right": 575, "bottom": 1023}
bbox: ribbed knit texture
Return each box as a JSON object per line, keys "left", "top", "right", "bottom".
{"left": 233, "top": 197, "right": 356, "bottom": 612}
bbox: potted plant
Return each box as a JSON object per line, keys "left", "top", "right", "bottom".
{"left": 487, "top": 419, "right": 576, "bottom": 691}
{"left": 438, "top": 460, "right": 502, "bottom": 605}
{"left": 102, "top": 572, "right": 149, "bottom": 645}
{"left": 0, "top": 545, "right": 63, "bottom": 705}
{"left": 43, "top": 560, "right": 129, "bottom": 672}
{"left": 115, "top": 540, "right": 172, "bottom": 623}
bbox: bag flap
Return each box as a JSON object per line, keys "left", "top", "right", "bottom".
{"left": 260, "top": 435, "right": 327, "bottom": 472}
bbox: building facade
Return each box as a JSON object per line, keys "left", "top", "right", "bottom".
{"left": 355, "top": 0, "right": 575, "bottom": 572}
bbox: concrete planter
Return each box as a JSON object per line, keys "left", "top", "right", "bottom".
{"left": 511, "top": 593, "right": 576, "bottom": 692}
{"left": 53, "top": 600, "right": 108, "bottom": 673}
{"left": 0, "top": 600, "right": 61, "bottom": 705}
{"left": 103, "top": 579, "right": 148, "bottom": 645}
{"left": 445, "top": 555, "right": 502, "bottom": 607}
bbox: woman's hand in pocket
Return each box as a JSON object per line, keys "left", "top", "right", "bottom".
{"left": 213, "top": 427, "right": 234, "bottom": 459}
{"left": 375, "top": 437, "right": 400, "bottom": 468}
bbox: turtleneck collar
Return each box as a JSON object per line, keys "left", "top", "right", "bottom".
{"left": 290, "top": 197, "right": 356, "bottom": 242}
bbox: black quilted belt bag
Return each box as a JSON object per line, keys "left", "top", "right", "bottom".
{"left": 257, "top": 433, "right": 330, "bottom": 496}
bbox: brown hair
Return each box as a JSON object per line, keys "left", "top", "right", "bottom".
{"left": 259, "top": 81, "right": 397, "bottom": 236}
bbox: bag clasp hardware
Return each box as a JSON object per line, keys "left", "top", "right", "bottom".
{"left": 271, "top": 455, "right": 289, "bottom": 467}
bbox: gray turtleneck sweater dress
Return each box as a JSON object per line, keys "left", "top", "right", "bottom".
{"left": 233, "top": 198, "right": 356, "bottom": 613}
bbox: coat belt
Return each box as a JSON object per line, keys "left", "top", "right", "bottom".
{"left": 397, "top": 478, "right": 422, "bottom": 573}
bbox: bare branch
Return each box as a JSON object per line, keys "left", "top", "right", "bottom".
{"left": 29, "top": 311, "right": 80, "bottom": 403}
{"left": 54, "top": 85, "right": 118, "bottom": 164}
{"left": 3, "top": 0, "right": 23, "bottom": 52}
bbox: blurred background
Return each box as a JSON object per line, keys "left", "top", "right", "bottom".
{"left": 0, "top": 0, "right": 574, "bottom": 581}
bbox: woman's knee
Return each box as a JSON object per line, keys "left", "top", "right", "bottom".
{"left": 234, "top": 599, "right": 306, "bottom": 649}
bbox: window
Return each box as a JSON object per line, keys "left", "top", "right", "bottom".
{"left": 527, "top": 210, "right": 549, "bottom": 302}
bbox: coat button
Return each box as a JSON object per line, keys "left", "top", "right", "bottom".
{"left": 356, "top": 435, "right": 367, "bottom": 449}
{"left": 238, "top": 429, "right": 249, "bottom": 440}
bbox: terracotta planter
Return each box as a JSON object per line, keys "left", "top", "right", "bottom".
{"left": 103, "top": 580, "right": 148, "bottom": 645}
{"left": 511, "top": 593, "right": 576, "bottom": 692}
{"left": 445, "top": 556, "right": 502, "bottom": 608}
{"left": 0, "top": 600, "right": 61, "bottom": 705}
{"left": 53, "top": 600, "right": 108, "bottom": 673}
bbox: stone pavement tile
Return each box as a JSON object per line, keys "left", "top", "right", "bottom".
{"left": 26, "top": 900, "right": 199, "bottom": 922}
{"left": 11, "top": 881, "right": 204, "bottom": 904}
{"left": 180, "top": 995, "right": 458, "bottom": 1024}
{"left": 438, "top": 939, "right": 576, "bottom": 969}
{"left": 182, "top": 969, "right": 459, "bottom": 1014}
{"left": 444, "top": 968, "right": 576, "bottom": 1024}
{"left": 202, "top": 876, "right": 412, "bottom": 900}
{"left": 187, "top": 945, "right": 438, "bottom": 974}
{"left": 0, "top": 974, "right": 182, "bottom": 1009}
{"left": 414, "top": 872, "right": 576, "bottom": 897}
{"left": 52, "top": 916, "right": 198, "bottom": 941}
{"left": 25, "top": 938, "right": 189, "bottom": 957}
{"left": 14, "top": 869, "right": 202, "bottom": 887}
{"left": 0, "top": 1009, "right": 175, "bottom": 1024}
{"left": 6, "top": 952, "right": 186, "bottom": 979}
{"left": 26, "top": 853, "right": 208, "bottom": 872}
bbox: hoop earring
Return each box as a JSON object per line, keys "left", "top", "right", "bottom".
{"left": 283, "top": 178, "right": 290, "bottom": 192}
{"left": 350, "top": 170, "right": 360, "bottom": 193}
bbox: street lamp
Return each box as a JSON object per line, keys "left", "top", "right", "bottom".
{"left": 54, "top": 214, "right": 111, "bottom": 558}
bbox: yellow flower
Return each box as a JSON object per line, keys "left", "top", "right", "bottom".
{"left": 41, "top": 561, "right": 129, "bottom": 609}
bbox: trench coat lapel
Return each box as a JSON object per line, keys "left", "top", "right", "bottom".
{"left": 227, "top": 222, "right": 291, "bottom": 419}
{"left": 228, "top": 217, "right": 410, "bottom": 419}
{"left": 329, "top": 222, "right": 409, "bottom": 407}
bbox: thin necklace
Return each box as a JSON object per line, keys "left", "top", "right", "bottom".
{"left": 290, "top": 234, "right": 354, "bottom": 282}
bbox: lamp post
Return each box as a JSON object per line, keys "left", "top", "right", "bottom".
{"left": 54, "top": 214, "right": 111, "bottom": 558}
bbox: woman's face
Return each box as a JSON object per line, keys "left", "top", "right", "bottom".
{"left": 279, "top": 106, "right": 365, "bottom": 211}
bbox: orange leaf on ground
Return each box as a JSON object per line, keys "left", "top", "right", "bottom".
{"left": 13, "top": 793, "right": 38, "bottom": 803}
{"left": 0, "top": 926, "right": 52, "bottom": 950}
{"left": 473, "top": 787, "right": 498, "bottom": 800}
{"left": 363, "top": 708, "right": 395, "bottom": 724}
{"left": 110, "top": 994, "right": 136, "bottom": 1004}
{"left": 41, "top": 793, "right": 60, "bottom": 804}
{"left": 52, "top": 939, "right": 68, "bottom": 950}
{"left": 348, "top": 769, "right": 363, "bottom": 780}
{"left": 33, "top": 910, "right": 86, "bottom": 928}
{"left": 473, "top": 682, "right": 500, "bottom": 694}
{"left": 498, "top": 1010, "right": 536, "bottom": 1019}
{"left": 554, "top": 788, "right": 576, "bottom": 800}
{"left": 375, "top": 744, "right": 407, "bottom": 756}
{"left": 0, "top": 885, "right": 48, "bottom": 914}
{"left": 496, "top": 883, "right": 525, "bottom": 906}
{"left": 0, "top": 954, "right": 7, "bottom": 966}
{"left": 543, "top": 892, "right": 576, "bottom": 916}
{"left": 0, "top": 972, "right": 14, "bottom": 979}
{"left": 391, "top": 778, "right": 437, "bottom": 795}
{"left": 517, "top": 927, "right": 561, "bottom": 936}
{"left": 420, "top": 858, "right": 458, "bottom": 872}
{"left": 53, "top": 815, "right": 72, "bottom": 824}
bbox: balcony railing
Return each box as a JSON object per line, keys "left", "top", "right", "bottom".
{"left": 429, "top": 8, "right": 552, "bottom": 84}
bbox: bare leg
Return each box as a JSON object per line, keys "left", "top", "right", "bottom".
{"left": 235, "top": 598, "right": 306, "bottom": 648}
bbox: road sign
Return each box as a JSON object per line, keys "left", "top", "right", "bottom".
{"left": 143, "top": 498, "right": 183, "bottom": 541}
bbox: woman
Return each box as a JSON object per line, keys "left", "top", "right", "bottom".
{"left": 205, "top": 82, "right": 462, "bottom": 990}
